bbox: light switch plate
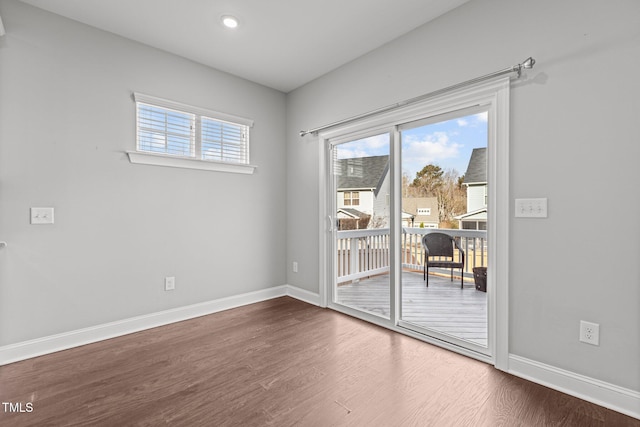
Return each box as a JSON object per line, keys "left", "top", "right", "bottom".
{"left": 31, "top": 207, "right": 55, "bottom": 224}
{"left": 514, "top": 198, "right": 547, "bottom": 218}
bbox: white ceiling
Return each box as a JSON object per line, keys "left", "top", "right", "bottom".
{"left": 20, "top": 0, "right": 470, "bottom": 93}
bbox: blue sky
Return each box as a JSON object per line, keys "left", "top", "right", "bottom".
{"left": 337, "top": 111, "right": 488, "bottom": 180}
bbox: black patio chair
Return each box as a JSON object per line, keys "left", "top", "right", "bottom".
{"left": 421, "top": 232, "right": 465, "bottom": 288}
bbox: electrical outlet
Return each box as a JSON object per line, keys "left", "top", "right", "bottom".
{"left": 292, "top": 261, "right": 298, "bottom": 273}
{"left": 165, "top": 276, "right": 175, "bottom": 291}
{"left": 580, "top": 321, "right": 599, "bottom": 346}
{"left": 31, "top": 207, "right": 55, "bottom": 224}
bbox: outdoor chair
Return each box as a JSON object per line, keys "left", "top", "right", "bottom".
{"left": 421, "top": 232, "right": 465, "bottom": 288}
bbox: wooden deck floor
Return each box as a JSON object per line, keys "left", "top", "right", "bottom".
{"left": 336, "top": 270, "right": 488, "bottom": 347}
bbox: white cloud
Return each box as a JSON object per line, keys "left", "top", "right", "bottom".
{"left": 363, "top": 134, "right": 389, "bottom": 149}
{"left": 401, "top": 131, "right": 461, "bottom": 177}
{"left": 456, "top": 112, "right": 487, "bottom": 128}
{"left": 336, "top": 134, "right": 390, "bottom": 159}
{"left": 337, "top": 146, "right": 372, "bottom": 159}
{"left": 475, "top": 111, "right": 488, "bottom": 122}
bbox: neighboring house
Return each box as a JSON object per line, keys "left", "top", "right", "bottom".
{"left": 336, "top": 207, "right": 370, "bottom": 230}
{"left": 401, "top": 197, "right": 439, "bottom": 229}
{"left": 456, "top": 147, "right": 487, "bottom": 230}
{"left": 336, "top": 155, "right": 390, "bottom": 229}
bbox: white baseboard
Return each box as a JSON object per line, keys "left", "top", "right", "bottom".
{"left": 5, "top": 288, "right": 636, "bottom": 421}
{"left": 0, "top": 284, "right": 319, "bottom": 366}
{"left": 509, "top": 354, "right": 640, "bottom": 420}
{"left": 284, "top": 284, "right": 321, "bottom": 306}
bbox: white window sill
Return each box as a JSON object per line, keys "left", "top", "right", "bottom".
{"left": 126, "top": 151, "right": 256, "bottom": 175}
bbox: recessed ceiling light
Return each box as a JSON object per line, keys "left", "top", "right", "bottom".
{"left": 221, "top": 15, "right": 239, "bottom": 29}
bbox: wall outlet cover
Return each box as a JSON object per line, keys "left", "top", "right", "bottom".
{"left": 31, "top": 207, "right": 55, "bottom": 224}
{"left": 580, "top": 320, "right": 600, "bottom": 346}
{"left": 514, "top": 198, "right": 547, "bottom": 218}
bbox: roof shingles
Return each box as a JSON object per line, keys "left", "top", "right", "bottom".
{"left": 463, "top": 147, "right": 487, "bottom": 184}
{"left": 337, "top": 155, "right": 389, "bottom": 193}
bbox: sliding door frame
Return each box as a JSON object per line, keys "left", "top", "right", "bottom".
{"left": 318, "top": 76, "right": 510, "bottom": 370}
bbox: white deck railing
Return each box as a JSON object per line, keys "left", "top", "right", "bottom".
{"left": 336, "top": 228, "right": 487, "bottom": 283}
{"left": 336, "top": 229, "right": 391, "bottom": 283}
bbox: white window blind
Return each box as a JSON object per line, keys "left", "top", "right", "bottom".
{"left": 133, "top": 93, "right": 253, "bottom": 166}
{"left": 201, "top": 117, "right": 249, "bottom": 164}
{"left": 137, "top": 103, "right": 195, "bottom": 157}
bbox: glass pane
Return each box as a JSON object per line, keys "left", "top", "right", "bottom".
{"left": 201, "top": 117, "right": 248, "bottom": 164}
{"left": 334, "top": 133, "right": 390, "bottom": 319}
{"left": 400, "top": 111, "right": 489, "bottom": 348}
{"left": 137, "top": 104, "right": 194, "bottom": 157}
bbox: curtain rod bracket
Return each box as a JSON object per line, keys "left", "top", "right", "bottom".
{"left": 514, "top": 57, "right": 536, "bottom": 78}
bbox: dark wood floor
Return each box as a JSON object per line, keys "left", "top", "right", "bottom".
{"left": 0, "top": 297, "right": 637, "bottom": 426}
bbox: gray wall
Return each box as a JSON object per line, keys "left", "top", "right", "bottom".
{"left": 0, "top": 0, "right": 287, "bottom": 344}
{"left": 286, "top": 0, "right": 640, "bottom": 391}
{"left": 1, "top": 0, "right": 639, "bottom": 398}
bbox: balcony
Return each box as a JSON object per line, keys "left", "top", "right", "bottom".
{"left": 335, "top": 227, "right": 488, "bottom": 346}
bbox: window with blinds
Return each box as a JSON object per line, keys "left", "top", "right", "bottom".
{"left": 134, "top": 93, "right": 252, "bottom": 166}
{"left": 137, "top": 104, "right": 195, "bottom": 157}
{"left": 201, "top": 117, "right": 248, "bottom": 164}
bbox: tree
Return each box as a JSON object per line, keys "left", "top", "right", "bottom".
{"left": 402, "top": 172, "right": 422, "bottom": 197}
{"left": 409, "top": 164, "right": 466, "bottom": 225}
{"left": 411, "top": 164, "right": 444, "bottom": 197}
{"left": 436, "top": 169, "right": 466, "bottom": 225}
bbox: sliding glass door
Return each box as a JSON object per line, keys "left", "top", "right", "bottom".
{"left": 331, "top": 133, "right": 391, "bottom": 320}
{"left": 398, "top": 109, "right": 490, "bottom": 355}
{"left": 322, "top": 77, "right": 511, "bottom": 365}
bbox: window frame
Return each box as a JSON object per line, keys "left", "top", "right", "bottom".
{"left": 343, "top": 191, "right": 360, "bottom": 206}
{"left": 127, "top": 93, "right": 256, "bottom": 174}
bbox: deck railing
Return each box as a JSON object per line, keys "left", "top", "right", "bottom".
{"left": 336, "top": 228, "right": 487, "bottom": 283}
{"left": 336, "top": 229, "right": 391, "bottom": 283}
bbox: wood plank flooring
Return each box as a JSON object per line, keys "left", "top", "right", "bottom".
{"left": 337, "top": 271, "right": 488, "bottom": 346}
{"left": 0, "top": 297, "right": 638, "bottom": 426}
